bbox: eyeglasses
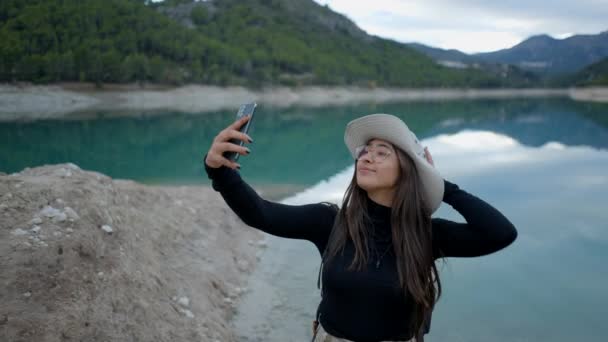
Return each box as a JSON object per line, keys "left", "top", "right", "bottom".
{"left": 355, "top": 144, "right": 393, "bottom": 162}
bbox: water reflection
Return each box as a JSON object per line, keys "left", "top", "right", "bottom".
{"left": 2, "top": 99, "right": 607, "bottom": 188}
{"left": 235, "top": 129, "right": 608, "bottom": 342}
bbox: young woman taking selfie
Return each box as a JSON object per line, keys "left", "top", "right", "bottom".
{"left": 203, "top": 113, "right": 518, "bottom": 342}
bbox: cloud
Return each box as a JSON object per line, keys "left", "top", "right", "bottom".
{"left": 281, "top": 128, "right": 608, "bottom": 246}
{"left": 314, "top": 0, "right": 608, "bottom": 52}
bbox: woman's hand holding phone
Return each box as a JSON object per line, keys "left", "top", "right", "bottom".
{"left": 205, "top": 114, "right": 253, "bottom": 170}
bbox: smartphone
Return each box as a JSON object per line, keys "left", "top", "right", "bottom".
{"left": 223, "top": 102, "right": 256, "bottom": 162}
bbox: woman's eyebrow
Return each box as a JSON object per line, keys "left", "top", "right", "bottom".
{"left": 367, "top": 142, "right": 393, "bottom": 149}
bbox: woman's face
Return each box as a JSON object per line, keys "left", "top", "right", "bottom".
{"left": 355, "top": 138, "right": 400, "bottom": 194}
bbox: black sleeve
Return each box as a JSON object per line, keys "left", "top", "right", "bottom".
{"left": 203, "top": 154, "right": 336, "bottom": 248}
{"left": 432, "top": 179, "right": 518, "bottom": 258}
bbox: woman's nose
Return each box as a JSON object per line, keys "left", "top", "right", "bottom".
{"left": 359, "top": 151, "right": 374, "bottom": 163}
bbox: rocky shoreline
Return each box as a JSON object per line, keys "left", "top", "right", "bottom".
{"left": 2, "top": 83, "right": 606, "bottom": 122}
{"left": 0, "top": 164, "right": 265, "bottom": 342}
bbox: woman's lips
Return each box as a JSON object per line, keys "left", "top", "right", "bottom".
{"left": 358, "top": 168, "right": 375, "bottom": 174}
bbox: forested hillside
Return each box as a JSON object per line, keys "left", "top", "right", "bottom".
{"left": 570, "top": 57, "right": 608, "bottom": 86}
{"left": 0, "top": 0, "right": 538, "bottom": 87}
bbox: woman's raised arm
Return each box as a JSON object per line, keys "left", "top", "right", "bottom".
{"left": 202, "top": 114, "right": 335, "bottom": 247}
{"left": 432, "top": 179, "right": 518, "bottom": 258}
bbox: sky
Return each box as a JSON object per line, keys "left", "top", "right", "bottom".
{"left": 313, "top": 0, "right": 608, "bottom": 53}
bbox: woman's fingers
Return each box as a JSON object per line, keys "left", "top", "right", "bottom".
{"left": 221, "top": 158, "right": 241, "bottom": 170}
{"left": 228, "top": 113, "right": 251, "bottom": 130}
{"left": 205, "top": 114, "right": 252, "bottom": 170}
{"left": 424, "top": 147, "right": 434, "bottom": 166}
{"left": 205, "top": 151, "right": 241, "bottom": 170}
{"left": 217, "top": 142, "right": 250, "bottom": 156}
{"left": 216, "top": 129, "right": 252, "bottom": 145}
{"left": 206, "top": 142, "right": 249, "bottom": 170}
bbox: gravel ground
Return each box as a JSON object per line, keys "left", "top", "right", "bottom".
{"left": 0, "top": 164, "right": 265, "bottom": 342}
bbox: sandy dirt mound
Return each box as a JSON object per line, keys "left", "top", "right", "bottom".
{"left": 0, "top": 164, "right": 264, "bottom": 342}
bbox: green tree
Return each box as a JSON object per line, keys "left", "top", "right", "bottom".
{"left": 191, "top": 6, "right": 208, "bottom": 26}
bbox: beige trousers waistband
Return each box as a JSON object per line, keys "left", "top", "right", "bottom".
{"left": 313, "top": 323, "right": 416, "bottom": 342}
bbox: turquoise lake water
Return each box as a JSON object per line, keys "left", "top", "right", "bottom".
{"left": 1, "top": 98, "right": 607, "bottom": 341}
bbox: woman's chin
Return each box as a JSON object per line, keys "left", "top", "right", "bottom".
{"left": 356, "top": 180, "right": 375, "bottom": 192}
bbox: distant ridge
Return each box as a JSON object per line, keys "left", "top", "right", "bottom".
{"left": 474, "top": 31, "right": 608, "bottom": 75}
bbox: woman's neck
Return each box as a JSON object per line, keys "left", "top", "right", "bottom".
{"left": 366, "top": 189, "right": 394, "bottom": 208}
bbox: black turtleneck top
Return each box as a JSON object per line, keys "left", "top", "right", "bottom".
{"left": 204, "top": 157, "right": 518, "bottom": 342}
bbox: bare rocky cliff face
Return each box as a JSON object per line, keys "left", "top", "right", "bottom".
{"left": 156, "top": 0, "right": 372, "bottom": 41}
{"left": 0, "top": 164, "right": 264, "bottom": 342}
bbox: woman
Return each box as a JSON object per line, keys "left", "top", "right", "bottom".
{"left": 203, "top": 113, "right": 518, "bottom": 342}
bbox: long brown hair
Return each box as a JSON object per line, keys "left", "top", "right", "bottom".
{"left": 324, "top": 145, "right": 445, "bottom": 339}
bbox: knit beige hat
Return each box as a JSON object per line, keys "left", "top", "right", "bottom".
{"left": 344, "top": 113, "right": 444, "bottom": 213}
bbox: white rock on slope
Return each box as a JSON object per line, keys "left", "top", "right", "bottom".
{"left": 177, "top": 296, "right": 190, "bottom": 307}
{"left": 64, "top": 207, "right": 80, "bottom": 221}
{"left": 39, "top": 206, "right": 66, "bottom": 222}
{"left": 29, "top": 217, "right": 42, "bottom": 225}
{"left": 100, "top": 225, "right": 113, "bottom": 234}
{"left": 11, "top": 228, "right": 28, "bottom": 236}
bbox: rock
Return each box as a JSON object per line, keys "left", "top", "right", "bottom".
{"left": 29, "top": 217, "right": 42, "bottom": 225}
{"left": 31, "top": 226, "right": 41, "bottom": 234}
{"left": 23, "top": 292, "right": 31, "bottom": 298}
{"left": 51, "top": 212, "right": 67, "bottom": 223}
{"left": 178, "top": 308, "right": 194, "bottom": 318}
{"left": 66, "top": 228, "right": 74, "bottom": 233}
{"left": 177, "top": 296, "right": 190, "bottom": 307}
{"left": 236, "top": 258, "right": 249, "bottom": 272}
{"left": 11, "top": 228, "right": 28, "bottom": 236}
{"left": 66, "top": 163, "right": 80, "bottom": 170}
{"left": 64, "top": 207, "right": 79, "bottom": 221}
{"left": 39, "top": 206, "right": 62, "bottom": 219}
{"left": 39, "top": 205, "right": 68, "bottom": 222}
{"left": 54, "top": 168, "right": 72, "bottom": 178}
{"left": 100, "top": 225, "right": 113, "bottom": 234}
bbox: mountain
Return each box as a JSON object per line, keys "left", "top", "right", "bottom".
{"left": 474, "top": 31, "right": 608, "bottom": 75}
{"left": 407, "top": 43, "right": 478, "bottom": 67}
{"left": 408, "top": 31, "right": 608, "bottom": 82}
{"left": 406, "top": 43, "right": 540, "bottom": 85}
{"left": 0, "top": 0, "right": 532, "bottom": 88}
{"left": 568, "top": 57, "right": 608, "bottom": 86}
